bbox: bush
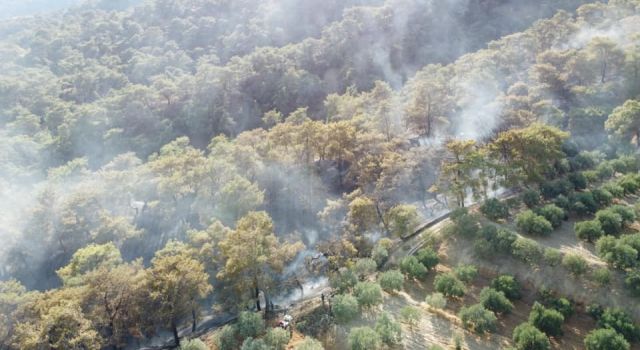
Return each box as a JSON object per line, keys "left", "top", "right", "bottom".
{"left": 375, "top": 312, "right": 402, "bottom": 345}
{"left": 295, "top": 338, "right": 324, "bottom": 350}
{"left": 449, "top": 209, "right": 480, "bottom": 237}
{"left": 385, "top": 204, "right": 420, "bottom": 237}
{"left": 512, "top": 322, "right": 551, "bottom": 350}
{"left": 598, "top": 308, "right": 640, "bottom": 342}
{"left": 584, "top": 328, "right": 630, "bottom": 350}
{"left": 596, "top": 162, "right": 615, "bottom": 179}
{"left": 353, "top": 258, "right": 377, "bottom": 279}
{"left": 620, "top": 233, "right": 640, "bottom": 252}
{"left": 490, "top": 275, "right": 521, "bottom": 301}
{"left": 538, "top": 204, "right": 565, "bottom": 228}
{"left": 596, "top": 237, "right": 638, "bottom": 269}
{"left": 477, "top": 226, "right": 517, "bottom": 255}
{"left": 459, "top": 304, "right": 497, "bottom": 334}
{"left": 596, "top": 209, "right": 624, "bottom": 236}
{"left": 400, "top": 306, "right": 421, "bottom": 327}
{"left": 543, "top": 248, "right": 562, "bottom": 266}
{"left": 522, "top": 189, "right": 541, "bottom": 208}
{"left": 453, "top": 264, "right": 478, "bottom": 284}
{"left": 329, "top": 268, "right": 358, "bottom": 293}
{"left": 378, "top": 270, "right": 404, "bottom": 293}
{"left": 348, "top": 327, "right": 382, "bottom": 350}
{"left": 618, "top": 175, "right": 640, "bottom": 194}
{"left": 512, "top": 237, "right": 544, "bottom": 265}
{"left": 554, "top": 194, "right": 571, "bottom": 210}
{"left": 180, "top": 339, "right": 208, "bottom": 350}
{"left": 611, "top": 205, "right": 636, "bottom": 226}
{"left": 603, "top": 182, "right": 625, "bottom": 198}
{"left": 575, "top": 220, "right": 604, "bottom": 242}
{"left": 266, "top": 328, "right": 291, "bottom": 350}
{"left": 332, "top": 294, "right": 359, "bottom": 324}
{"left": 237, "top": 312, "right": 265, "bottom": 340}
{"left": 516, "top": 210, "right": 553, "bottom": 236}
{"left": 479, "top": 287, "right": 513, "bottom": 314}
{"left": 241, "top": 337, "right": 269, "bottom": 350}
{"left": 624, "top": 269, "right": 640, "bottom": 297}
{"left": 399, "top": 256, "right": 428, "bottom": 280}
{"left": 480, "top": 198, "right": 509, "bottom": 221}
{"left": 568, "top": 172, "right": 587, "bottom": 190}
{"left": 541, "top": 293, "right": 574, "bottom": 319}
{"left": 591, "top": 267, "right": 612, "bottom": 286}
{"left": 415, "top": 247, "right": 439, "bottom": 270}
{"left": 571, "top": 191, "right": 599, "bottom": 215}
{"left": 353, "top": 282, "right": 383, "bottom": 308}
{"left": 528, "top": 302, "right": 564, "bottom": 337}
{"left": 434, "top": 272, "right": 466, "bottom": 298}
{"left": 562, "top": 253, "right": 588, "bottom": 276}
{"left": 372, "top": 244, "right": 389, "bottom": 267}
{"left": 216, "top": 325, "right": 238, "bottom": 350}
{"left": 592, "top": 188, "right": 614, "bottom": 207}
{"left": 425, "top": 292, "right": 447, "bottom": 309}
{"left": 541, "top": 179, "right": 573, "bottom": 199}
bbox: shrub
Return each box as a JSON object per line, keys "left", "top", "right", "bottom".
{"left": 180, "top": 339, "right": 208, "bottom": 350}
{"left": 553, "top": 194, "right": 571, "bottom": 210}
{"left": 516, "top": 210, "right": 553, "bottom": 236}
{"left": 330, "top": 268, "right": 358, "bottom": 293}
{"left": 584, "top": 328, "right": 630, "bottom": 350}
{"left": 569, "top": 172, "right": 587, "bottom": 190}
{"left": 295, "top": 337, "right": 324, "bottom": 350}
{"left": 478, "top": 226, "right": 517, "bottom": 255}
{"left": 241, "top": 337, "right": 269, "bottom": 350}
{"left": 378, "top": 270, "right": 404, "bottom": 293}
{"left": 596, "top": 162, "right": 615, "bottom": 179}
{"left": 592, "top": 267, "right": 612, "bottom": 286}
{"left": 434, "top": 272, "right": 466, "bottom": 298}
{"left": 512, "top": 237, "right": 544, "bottom": 265}
{"left": 543, "top": 248, "right": 562, "bottom": 266}
{"left": 372, "top": 244, "right": 389, "bottom": 267}
{"left": 624, "top": 269, "right": 640, "bottom": 297}
{"left": 598, "top": 308, "right": 640, "bottom": 342}
{"left": 216, "top": 325, "right": 238, "bottom": 350}
{"left": 425, "top": 292, "right": 447, "bottom": 309}
{"left": 587, "top": 303, "right": 604, "bottom": 319}
{"left": 571, "top": 191, "right": 599, "bottom": 215}
{"left": 537, "top": 204, "right": 565, "bottom": 228}
{"left": 541, "top": 179, "right": 573, "bottom": 199}
{"left": 479, "top": 287, "right": 513, "bottom": 314}
{"left": 453, "top": 264, "right": 478, "bottom": 284}
{"left": 237, "top": 312, "right": 265, "bottom": 340}
{"left": 541, "top": 293, "right": 574, "bottom": 319}
{"left": 399, "top": 256, "right": 428, "bottom": 280}
{"left": 575, "top": 220, "right": 604, "bottom": 242}
{"left": 611, "top": 205, "right": 636, "bottom": 226}
{"left": 596, "top": 209, "right": 624, "bottom": 236}
{"left": 592, "top": 188, "right": 614, "bottom": 207}
{"left": 348, "top": 327, "right": 382, "bottom": 350}
{"left": 375, "top": 312, "right": 402, "bottom": 345}
{"left": 603, "top": 182, "right": 625, "bottom": 198}
{"left": 415, "top": 247, "right": 439, "bottom": 270}
{"left": 385, "top": 204, "right": 420, "bottom": 237}
{"left": 620, "top": 233, "right": 640, "bottom": 252}
{"left": 265, "top": 328, "right": 291, "bottom": 350}
{"left": 353, "top": 258, "right": 377, "bottom": 279}
{"left": 512, "top": 322, "right": 551, "bottom": 350}
{"left": 332, "top": 294, "right": 359, "bottom": 324}
{"left": 597, "top": 237, "right": 638, "bottom": 269}
{"left": 400, "top": 306, "right": 421, "bottom": 327}
{"left": 528, "top": 302, "right": 564, "bottom": 337}
{"left": 522, "top": 189, "right": 541, "bottom": 208}
{"left": 491, "top": 275, "right": 522, "bottom": 300}
{"left": 562, "top": 253, "right": 588, "bottom": 276}
{"left": 480, "top": 198, "right": 509, "bottom": 221}
{"left": 458, "top": 304, "right": 497, "bottom": 334}
{"left": 618, "top": 175, "right": 640, "bottom": 194}
{"left": 353, "top": 282, "right": 383, "bottom": 308}
{"left": 449, "top": 209, "right": 480, "bottom": 237}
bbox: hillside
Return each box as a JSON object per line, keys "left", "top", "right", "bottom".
{"left": 2, "top": 1, "right": 640, "bottom": 350}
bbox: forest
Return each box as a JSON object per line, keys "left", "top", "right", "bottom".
{"left": 2, "top": 0, "right": 640, "bottom": 349}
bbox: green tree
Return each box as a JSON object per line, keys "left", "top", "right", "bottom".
{"left": 375, "top": 312, "right": 402, "bottom": 345}
{"left": 415, "top": 247, "right": 439, "bottom": 270}
{"left": 516, "top": 210, "right": 553, "bottom": 236}
{"left": 528, "top": 302, "right": 564, "bottom": 337}
{"left": 265, "top": 327, "right": 291, "bottom": 350}
{"left": 348, "top": 327, "right": 382, "bottom": 350}
{"left": 215, "top": 325, "right": 239, "bottom": 350}
{"left": 434, "top": 273, "right": 466, "bottom": 298}
{"left": 575, "top": 220, "right": 604, "bottom": 242}
{"left": 512, "top": 322, "right": 551, "bottom": 350}
{"left": 399, "top": 256, "right": 428, "bottom": 280}
{"left": 606, "top": 100, "right": 640, "bottom": 149}
{"left": 378, "top": 270, "right": 404, "bottom": 293}
{"left": 479, "top": 287, "right": 513, "bottom": 314}
{"left": 237, "top": 312, "right": 266, "bottom": 340}
{"left": 400, "top": 306, "right": 421, "bottom": 329}
{"left": 584, "top": 328, "right": 630, "bottom": 350}
{"left": 353, "top": 282, "right": 383, "bottom": 308}
{"left": 385, "top": 204, "right": 420, "bottom": 237}
{"left": 56, "top": 242, "right": 123, "bottom": 286}
{"left": 332, "top": 294, "right": 359, "bottom": 324}
{"left": 562, "top": 253, "right": 589, "bottom": 276}
{"left": 459, "top": 304, "right": 497, "bottom": 334}
{"left": 295, "top": 337, "right": 324, "bottom": 350}
{"left": 598, "top": 308, "right": 640, "bottom": 342}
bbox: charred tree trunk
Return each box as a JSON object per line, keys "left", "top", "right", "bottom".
{"left": 171, "top": 320, "right": 180, "bottom": 348}
{"left": 255, "top": 286, "right": 261, "bottom": 311}
{"left": 192, "top": 308, "right": 197, "bottom": 333}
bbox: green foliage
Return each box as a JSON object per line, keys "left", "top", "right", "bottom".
{"left": 179, "top": 339, "right": 208, "bottom": 350}
{"left": 479, "top": 287, "right": 513, "bottom": 314}
{"left": 584, "top": 328, "right": 630, "bottom": 350}
{"left": 480, "top": 198, "right": 509, "bottom": 221}
{"left": 448, "top": 209, "right": 480, "bottom": 237}
{"left": 571, "top": 191, "right": 599, "bottom": 215}
{"left": 537, "top": 204, "right": 565, "bottom": 228}
{"left": 491, "top": 275, "right": 522, "bottom": 300}
{"left": 237, "top": 312, "right": 265, "bottom": 340}
{"left": 353, "top": 258, "right": 377, "bottom": 280}
{"left": 453, "top": 264, "right": 478, "bottom": 284}
{"left": 543, "top": 248, "right": 562, "bottom": 266}
{"left": 598, "top": 308, "right": 640, "bottom": 342}
{"left": 624, "top": 269, "right": 640, "bottom": 297}
{"left": 265, "top": 328, "right": 291, "bottom": 350}
{"left": 575, "top": 220, "right": 604, "bottom": 242}
{"left": 353, "top": 282, "right": 383, "bottom": 308}
{"left": 596, "top": 209, "right": 624, "bottom": 236}
{"left": 385, "top": 204, "right": 420, "bottom": 237}
{"left": 596, "top": 236, "right": 638, "bottom": 269}
{"left": 562, "top": 253, "right": 588, "bottom": 276}
{"left": 400, "top": 306, "right": 421, "bottom": 326}
{"left": 399, "top": 256, "right": 428, "bottom": 280}
{"left": 592, "top": 267, "right": 612, "bottom": 286}
{"left": 241, "top": 337, "right": 270, "bottom": 350}
{"left": 330, "top": 269, "right": 358, "bottom": 294}
{"left": 512, "top": 237, "right": 544, "bottom": 265}
{"left": 425, "top": 292, "right": 447, "bottom": 309}
{"left": 592, "top": 188, "right": 614, "bottom": 207}
{"left": 434, "top": 272, "right": 466, "bottom": 298}
{"left": 475, "top": 225, "right": 518, "bottom": 257}
{"left": 568, "top": 172, "right": 587, "bottom": 190}
{"left": 522, "top": 190, "right": 541, "bottom": 208}
{"left": 603, "top": 182, "right": 625, "bottom": 198}
{"left": 294, "top": 337, "right": 324, "bottom": 350}
{"left": 332, "top": 294, "right": 359, "bottom": 324}
{"left": 528, "top": 302, "right": 564, "bottom": 337}
{"left": 541, "top": 179, "right": 574, "bottom": 199}
{"left": 216, "top": 325, "right": 239, "bottom": 350}
{"left": 458, "top": 304, "right": 497, "bottom": 334}
{"left": 348, "top": 327, "right": 382, "bottom": 350}
{"left": 375, "top": 312, "right": 402, "bottom": 345}
{"left": 378, "top": 270, "right": 404, "bottom": 293}
{"left": 512, "top": 323, "right": 551, "bottom": 350}
{"left": 371, "top": 244, "right": 389, "bottom": 267}
{"left": 56, "top": 243, "right": 123, "bottom": 285}
{"left": 415, "top": 247, "right": 439, "bottom": 270}
{"left": 516, "top": 210, "right": 553, "bottom": 236}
